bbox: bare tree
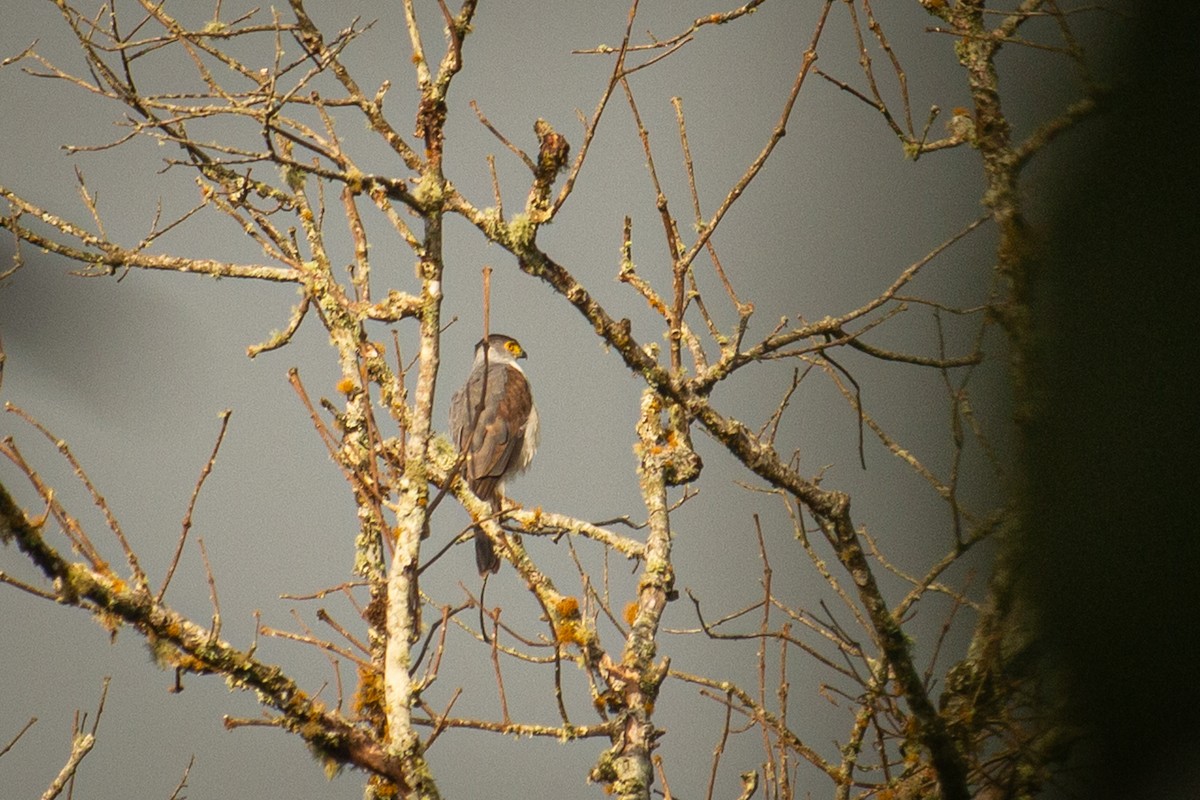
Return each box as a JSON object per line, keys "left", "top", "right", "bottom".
{"left": 0, "top": 2, "right": 1119, "bottom": 798}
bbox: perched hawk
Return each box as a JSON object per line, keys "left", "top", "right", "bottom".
{"left": 449, "top": 334, "right": 540, "bottom": 573}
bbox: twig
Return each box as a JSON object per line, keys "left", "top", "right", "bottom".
{"left": 159, "top": 409, "right": 233, "bottom": 602}
{"left": 261, "top": 624, "right": 373, "bottom": 670}
{"left": 41, "top": 733, "right": 94, "bottom": 800}
{"left": 167, "top": 755, "right": 196, "bottom": 800}
{"left": 316, "top": 608, "right": 372, "bottom": 655}
{"left": 818, "top": 351, "right": 866, "bottom": 470}
{"left": 40, "top": 678, "right": 109, "bottom": 800}
{"left": 197, "top": 537, "right": 222, "bottom": 640}
{"left": 7, "top": 404, "right": 147, "bottom": 583}
{"left": 409, "top": 714, "right": 611, "bottom": 739}
{"left": 470, "top": 100, "right": 534, "bottom": 171}
{"left": 653, "top": 754, "right": 674, "bottom": 800}
{"left": 487, "top": 607, "right": 512, "bottom": 725}
{"left": 416, "top": 687, "right": 461, "bottom": 754}
{"left": 0, "top": 717, "right": 37, "bottom": 758}
{"left": 2, "top": 410, "right": 107, "bottom": 569}
{"left": 549, "top": 0, "right": 640, "bottom": 215}
{"left": 0, "top": 570, "right": 60, "bottom": 601}
{"left": 677, "top": 2, "right": 832, "bottom": 276}
{"left": 671, "top": 669, "right": 841, "bottom": 780}
{"left": 672, "top": 96, "right": 746, "bottom": 316}
{"left": 704, "top": 688, "right": 734, "bottom": 800}
{"left": 572, "top": 0, "right": 768, "bottom": 56}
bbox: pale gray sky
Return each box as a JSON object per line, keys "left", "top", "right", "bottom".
{"left": 1, "top": 3, "right": 1123, "bottom": 798}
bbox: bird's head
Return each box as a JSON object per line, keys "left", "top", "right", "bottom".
{"left": 478, "top": 333, "right": 528, "bottom": 364}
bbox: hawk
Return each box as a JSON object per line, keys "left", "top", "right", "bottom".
{"left": 449, "top": 333, "right": 540, "bottom": 573}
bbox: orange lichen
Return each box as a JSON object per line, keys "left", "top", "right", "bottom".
{"left": 368, "top": 777, "right": 400, "bottom": 799}
{"left": 353, "top": 665, "right": 384, "bottom": 715}
{"left": 336, "top": 377, "right": 357, "bottom": 395}
{"left": 623, "top": 601, "right": 639, "bottom": 626}
{"left": 174, "top": 652, "right": 207, "bottom": 672}
{"left": 555, "top": 596, "right": 580, "bottom": 618}
{"left": 554, "top": 620, "right": 580, "bottom": 645}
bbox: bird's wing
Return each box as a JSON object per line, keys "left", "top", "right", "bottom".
{"left": 456, "top": 363, "right": 533, "bottom": 501}
{"left": 449, "top": 383, "right": 468, "bottom": 450}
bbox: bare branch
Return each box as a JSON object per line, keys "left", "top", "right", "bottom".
{"left": 39, "top": 678, "right": 108, "bottom": 800}
{"left": 160, "top": 410, "right": 233, "bottom": 602}
{"left": 0, "top": 716, "right": 37, "bottom": 759}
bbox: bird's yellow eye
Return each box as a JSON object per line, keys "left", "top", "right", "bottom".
{"left": 506, "top": 341, "right": 522, "bottom": 356}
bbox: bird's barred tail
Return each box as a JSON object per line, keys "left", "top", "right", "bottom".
{"left": 474, "top": 527, "right": 501, "bottom": 574}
